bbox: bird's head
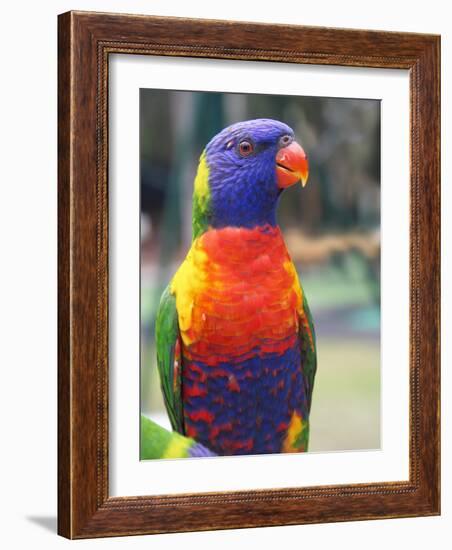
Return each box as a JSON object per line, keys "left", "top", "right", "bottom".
{"left": 192, "top": 118, "right": 308, "bottom": 237}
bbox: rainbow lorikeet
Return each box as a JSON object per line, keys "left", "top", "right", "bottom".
{"left": 155, "top": 119, "right": 316, "bottom": 456}
{"left": 141, "top": 415, "right": 215, "bottom": 459}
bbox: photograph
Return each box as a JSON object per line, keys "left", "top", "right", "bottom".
{"left": 50, "top": 4, "right": 440, "bottom": 541}
{"left": 139, "top": 89, "right": 381, "bottom": 459}
{"left": 0, "top": 0, "right": 444, "bottom": 544}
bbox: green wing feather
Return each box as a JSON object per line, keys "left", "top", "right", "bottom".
{"left": 140, "top": 415, "right": 190, "bottom": 459}
{"left": 299, "top": 290, "right": 317, "bottom": 414}
{"left": 141, "top": 415, "right": 216, "bottom": 459}
{"left": 155, "top": 285, "right": 184, "bottom": 433}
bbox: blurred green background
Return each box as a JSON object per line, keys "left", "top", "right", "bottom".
{"left": 140, "top": 89, "right": 381, "bottom": 453}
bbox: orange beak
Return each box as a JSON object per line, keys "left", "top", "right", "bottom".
{"left": 275, "top": 141, "right": 309, "bottom": 189}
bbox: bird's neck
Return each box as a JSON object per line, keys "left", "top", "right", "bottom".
{"left": 210, "top": 203, "right": 278, "bottom": 231}
{"left": 200, "top": 224, "right": 287, "bottom": 258}
{"left": 192, "top": 203, "right": 279, "bottom": 239}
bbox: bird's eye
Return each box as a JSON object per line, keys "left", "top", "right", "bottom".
{"left": 279, "top": 135, "right": 293, "bottom": 147}
{"left": 238, "top": 140, "right": 254, "bottom": 157}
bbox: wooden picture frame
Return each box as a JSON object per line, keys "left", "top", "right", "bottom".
{"left": 58, "top": 10, "right": 440, "bottom": 539}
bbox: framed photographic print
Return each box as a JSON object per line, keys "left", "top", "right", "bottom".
{"left": 58, "top": 11, "right": 440, "bottom": 538}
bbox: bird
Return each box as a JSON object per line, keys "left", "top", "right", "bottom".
{"left": 141, "top": 415, "right": 216, "bottom": 459}
{"left": 155, "top": 118, "right": 317, "bottom": 456}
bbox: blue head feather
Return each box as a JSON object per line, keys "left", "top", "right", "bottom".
{"left": 204, "top": 118, "right": 295, "bottom": 229}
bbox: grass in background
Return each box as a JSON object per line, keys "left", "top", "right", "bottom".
{"left": 309, "top": 339, "right": 380, "bottom": 452}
